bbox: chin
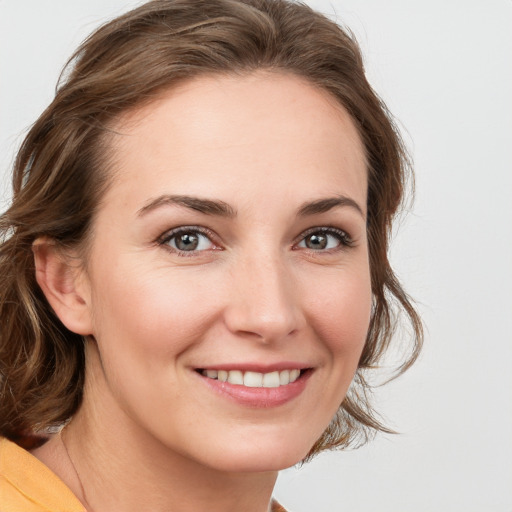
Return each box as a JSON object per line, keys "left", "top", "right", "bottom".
{"left": 193, "top": 435, "right": 315, "bottom": 473}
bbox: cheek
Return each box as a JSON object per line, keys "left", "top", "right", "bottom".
{"left": 88, "top": 259, "right": 228, "bottom": 369}
{"left": 294, "top": 265, "right": 372, "bottom": 442}
{"left": 303, "top": 266, "right": 372, "bottom": 358}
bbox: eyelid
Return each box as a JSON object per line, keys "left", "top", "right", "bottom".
{"left": 156, "top": 224, "right": 354, "bottom": 256}
{"left": 293, "top": 226, "right": 354, "bottom": 250}
{"left": 157, "top": 225, "right": 221, "bottom": 254}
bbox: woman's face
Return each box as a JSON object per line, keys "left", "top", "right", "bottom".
{"left": 78, "top": 72, "right": 371, "bottom": 472}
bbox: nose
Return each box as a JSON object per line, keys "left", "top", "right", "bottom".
{"left": 223, "top": 251, "right": 304, "bottom": 343}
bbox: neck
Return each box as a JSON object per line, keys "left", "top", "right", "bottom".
{"left": 62, "top": 361, "right": 278, "bottom": 512}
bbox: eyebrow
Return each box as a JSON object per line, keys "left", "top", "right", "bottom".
{"left": 137, "top": 194, "right": 364, "bottom": 219}
{"left": 297, "top": 196, "right": 365, "bottom": 218}
{"left": 137, "top": 195, "right": 237, "bottom": 218}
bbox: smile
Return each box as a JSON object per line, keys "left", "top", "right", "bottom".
{"left": 195, "top": 365, "right": 313, "bottom": 408}
{"left": 199, "top": 369, "right": 302, "bottom": 388}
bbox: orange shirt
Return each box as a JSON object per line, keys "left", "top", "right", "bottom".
{"left": 0, "top": 436, "right": 85, "bottom": 511}
{"left": 0, "top": 436, "right": 288, "bottom": 512}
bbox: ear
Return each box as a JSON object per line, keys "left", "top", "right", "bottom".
{"left": 33, "top": 238, "right": 93, "bottom": 336}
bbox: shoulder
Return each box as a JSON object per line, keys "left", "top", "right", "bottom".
{"left": 0, "top": 437, "right": 85, "bottom": 512}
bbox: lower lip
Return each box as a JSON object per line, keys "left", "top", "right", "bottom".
{"left": 196, "top": 370, "right": 312, "bottom": 408}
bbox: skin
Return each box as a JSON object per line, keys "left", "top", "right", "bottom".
{"left": 33, "top": 71, "right": 371, "bottom": 512}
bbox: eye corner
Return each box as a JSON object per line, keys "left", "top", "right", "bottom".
{"left": 157, "top": 225, "right": 221, "bottom": 255}
{"left": 294, "top": 226, "right": 354, "bottom": 252}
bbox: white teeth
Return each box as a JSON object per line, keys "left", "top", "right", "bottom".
{"left": 227, "top": 370, "right": 243, "bottom": 385}
{"left": 244, "top": 371, "right": 263, "bottom": 387}
{"left": 201, "top": 368, "right": 303, "bottom": 387}
{"left": 262, "top": 371, "right": 280, "bottom": 388}
{"left": 290, "top": 369, "right": 300, "bottom": 382}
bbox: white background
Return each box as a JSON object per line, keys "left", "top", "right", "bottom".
{"left": 1, "top": 1, "right": 511, "bottom": 511}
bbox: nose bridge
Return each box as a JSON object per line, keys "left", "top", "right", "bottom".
{"left": 224, "top": 245, "right": 302, "bottom": 342}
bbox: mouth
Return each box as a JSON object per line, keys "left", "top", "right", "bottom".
{"left": 196, "top": 368, "right": 307, "bottom": 388}
{"left": 193, "top": 364, "right": 313, "bottom": 407}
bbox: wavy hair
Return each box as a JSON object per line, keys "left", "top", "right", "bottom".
{"left": 0, "top": 0, "right": 422, "bottom": 455}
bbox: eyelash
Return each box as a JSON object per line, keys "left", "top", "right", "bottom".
{"left": 295, "top": 227, "right": 354, "bottom": 252}
{"left": 157, "top": 226, "right": 354, "bottom": 256}
{"left": 158, "top": 226, "right": 219, "bottom": 256}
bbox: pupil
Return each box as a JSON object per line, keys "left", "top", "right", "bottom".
{"left": 176, "top": 233, "right": 198, "bottom": 251}
{"left": 306, "top": 233, "right": 327, "bottom": 249}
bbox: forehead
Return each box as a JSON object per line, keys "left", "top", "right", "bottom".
{"left": 103, "top": 71, "right": 367, "bottom": 212}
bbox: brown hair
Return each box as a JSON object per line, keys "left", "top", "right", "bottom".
{"left": 0, "top": 0, "right": 422, "bottom": 455}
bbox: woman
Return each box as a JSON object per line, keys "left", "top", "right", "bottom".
{"left": 0, "top": 1, "right": 422, "bottom": 511}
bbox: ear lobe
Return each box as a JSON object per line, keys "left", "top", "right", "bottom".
{"left": 33, "top": 238, "right": 93, "bottom": 336}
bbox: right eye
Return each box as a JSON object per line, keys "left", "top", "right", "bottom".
{"left": 295, "top": 227, "right": 353, "bottom": 252}
{"left": 159, "top": 227, "right": 216, "bottom": 254}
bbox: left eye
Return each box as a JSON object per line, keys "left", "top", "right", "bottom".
{"left": 297, "top": 229, "right": 349, "bottom": 250}
{"left": 162, "top": 229, "right": 215, "bottom": 252}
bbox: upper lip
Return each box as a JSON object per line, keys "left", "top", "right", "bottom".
{"left": 194, "top": 362, "right": 312, "bottom": 373}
